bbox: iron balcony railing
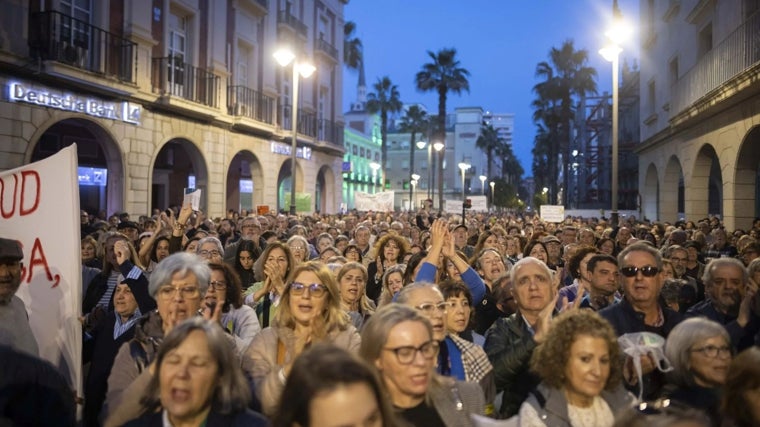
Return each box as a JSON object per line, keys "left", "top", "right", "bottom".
{"left": 316, "top": 38, "right": 338, "bottom": 60}
{"left": 280, "top": 104, "right": 317, "bottom": 137}
{"left": 151, "top": 56, "right": 220, "bottom": 108}
{"left": 318, "top": 119, "right": 344, "bottom": 146}
{"left": 671, "top": 10, "right": 760, "bottom": 116}
{"left": 28, "top": 10, "right": 136, "bottom": 83}
{"left": 228, "top": 86, "right": 276, "bottom": 124}
{"left": 277, "top": 10, "right": 308, "bottom": 38}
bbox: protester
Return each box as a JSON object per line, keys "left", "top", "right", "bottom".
{"left": 205, "top": 263, "right": 261, "bottom": 356}
{"left": 122, "top": 318, "right": 268, "bottom": 427}
{"left": 243, "top": 261, "right": 361, "bottom": 416}
{"left": 244, "top": 242, "right": 295, "bottom": 327}
{"left": 336, "top": 262, "right": 375, "bottom": 329}
{"left": 223, "top": 217, "right": 265, "bottom": 264}
{"left": 377, "top": 264, "right": 406, "bottom": 307}
{"left": 272, "top": 343, "right": 398, "bottom": 427}
{"left": 439, "top": 279, "right": 483, "bottom": 345}
{"left": 83, "top": 232, "right": 145, "bottom": 316}
{"left": 233, "top": 239, "right": 258, "bottom": 290}
{"left": 518, "top": 310, "right": 633, "bottom": 426}
{"left": 366, "top": 234, "right": 409, "bottom": 304}
{"left": 81, "top": 235, "right": 101, "bottom": 268}
{"left": 359, "top": 304, "right": 485, "bottom": 427}
{"left": 471, "top": 248, "right": 509, "bottom": 334}
{"left": 578, "top": 254, "right": 621, "bottom": 311}
{"left": 0, "top": 237, "right": 38, "bottom": 355}
{"left": 721, "top": 346, "right": 760, "bottom": 427}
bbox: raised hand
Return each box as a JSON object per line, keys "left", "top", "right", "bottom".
{"left": 114, "top": 240, "right": 130, "bottom": 265}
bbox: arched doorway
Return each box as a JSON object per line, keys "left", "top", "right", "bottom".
{"left": 226, "top": 151, "right": 263, "bottom": 215}
{"left": 662, "top": 156, "right": 683, "bottom": 222}
{"left": 315, "top": 165, "right": 336, "bottom": 214}
{"left": 689, "top": 144, "right": 722, "bottom": 219}
{"left": 733, "top": 125, "right": 760, "bottom": 228}
{"left": 643, "top": 163, "right": 659, "bottom": 221}
{"left": 276, "top": 158, "right": 304, "bottom": 213}
{"left": 151, "top": 139, "right": 208, "bottom": 212}
{"left": 31, "top": 118, "right": 123, "bottom": 218}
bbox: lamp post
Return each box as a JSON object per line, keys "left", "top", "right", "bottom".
{"left": 599, "top": 0, "right": 630, "bottom": 227}
{"left": 489, "top": 181, "right": 495, "bottom": 209}
{"left": 433, "top": 141, "right": 444, "bottom": 211}
{"left": 416, "top": 140, "right": 428, "bottom": 202}
{"left": 479, "top": 175, "right": 487, "bottom": 195}
{"left": 458, "top": 162, "right": 470, "bottom": 223}
{"left": 274, "top": 48, "right": 315, "bottom": 215}
{"left": 369, "top": 162, "right": 380, "bottom": 194}
{"left": 411, "top": 173, "right": 420, "bottom": 210}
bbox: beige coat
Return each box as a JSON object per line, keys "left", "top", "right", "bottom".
{"left": 242, "top": 324, "right": 361, "bottom": 416}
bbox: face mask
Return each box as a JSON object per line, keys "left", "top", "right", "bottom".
{"left": 618, "top": 332, "right": 673, "bottom": 400}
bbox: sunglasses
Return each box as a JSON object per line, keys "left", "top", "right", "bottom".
{"left": 620, "top": 266, "right": 659, "bottom": 277}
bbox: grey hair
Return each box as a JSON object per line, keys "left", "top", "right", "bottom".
{"left": 509, "top": 256, "right": 552, "bottom": 284}
{"left": 748, "top": 258, "right": 760, "bottom": 277}
{"left": 618, "top": 242, "right": 663, "bottom": 270}
{"left": 395, "top": 281, "right": 441, "bottom": 305}
{"left": 148, "top": 252, "right": 211, "bottom": 297}
{"left": 287, "top": 235, "right": 309, "bottom": 250}
{"left": 702, "top": 257, "right": 748, "bottom": 287}
{"left": 664, "top": 317, "right": 730, "bottom": 387}
{"left": 140, "top": 317, "right": 250, "bottom": 413}
{"left": 359, "top": 304, "right": 433, "bottom": 365}
{"left": 196, "top": 236, "right": 224, "bottom": 255}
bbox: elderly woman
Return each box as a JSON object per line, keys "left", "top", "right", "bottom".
{"left": 721, "top": 347, "right": 760, "bottom": 427}
{"left": 337, "top": 262, "right": 376, "bottom": 329}
{"left": 204, "top": 263, "right": 261, "bottom": 356}
{"left": 196, "top": 236, "right": 225, "bottom": 264}
{"left": 518, "top": 310, "right": 633, "bottom": 426}
{"left": 287, "top": 235, "right": 310, "bottom": 264}
{"left": 273, "top": 343, "right": 399, "bottom": 427}
{"left": 123, "top": 318, "right": 268, "bottom": 427}
{"left": 243, "top": 261, "right": 361, "bottom": 416}
{"left": 360, "top": 304, "right": 485, "bottom": 427}
{"left": 366, "top": 233, "right": 410, "bottom": 304}
{"left": 104, "top": 252, "right": 212, "bottom": 427}
{"left": 244, "top": 242, "right": 295, "bottom": 328}
{"left": 663, "top": 317, "right": 732, "bottom": 426}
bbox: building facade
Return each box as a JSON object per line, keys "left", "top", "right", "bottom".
{"left": 636, "top": 0, "right": 759, "bottom": 230}
{"left": 0, "top": 0, "right": 347, "bottom": 218}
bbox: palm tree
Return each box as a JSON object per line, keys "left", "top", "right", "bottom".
{"left": 475, "top": 123, "right": 500, "bottom": 180}
{"left": 366, "top": 77, "right": 402, "bottom": 184}
{"left": 415, "top": 48, "right": 470, "bottom": 211}
{"left": 343, "top": 21, "right": 363, "bottom": 72}
{"left": 533, "top": 40, "right": 597, "bottom": 206}
{"left": 398, "top": 105, "right": 429, "bottom": 208}
{"left": 496, "top": 140, "right": 524, "bottom": 186}
{"left": 531, "top": 75, "right": 562, "bottom": 203}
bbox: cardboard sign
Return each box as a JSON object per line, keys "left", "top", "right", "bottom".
{"left": 540, "top": 205, "right": 566, "bottom": 223}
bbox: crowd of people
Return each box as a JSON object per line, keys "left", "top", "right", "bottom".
{"left": 2, "top": 205, "right": 760, "bottom": 426}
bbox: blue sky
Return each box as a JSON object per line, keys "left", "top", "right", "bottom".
{"left": 342, "top": 0, "right": 640, "bottom": 176}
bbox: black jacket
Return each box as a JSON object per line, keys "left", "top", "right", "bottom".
{"left": 82, "top": 260, "right": 154, "bottom": 315}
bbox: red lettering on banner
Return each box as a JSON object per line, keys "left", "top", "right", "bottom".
{"left": 22, "top": 238, "right": 60, "bottom": 288}
{"left": 0, "top": 170, "right": 41, "bottom": 219}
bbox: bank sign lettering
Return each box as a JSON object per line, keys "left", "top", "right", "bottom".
{"left": 8, "top": 82, "right": 141, "bottom": 125}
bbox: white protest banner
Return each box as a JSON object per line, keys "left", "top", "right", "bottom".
{"left": 540, "top": 204, "right": 566, "bottom": 223}
{"left": 470, "top": 195, "right": 488, "bottom": 212}
{"left": 355, "top": 191, "right": 395, "bottom": 212}
{"left": 0, "top": 145, "right": 82, "bottom": 393}
{"left": 444, "top": 199, "right": 463, "bottom": 214}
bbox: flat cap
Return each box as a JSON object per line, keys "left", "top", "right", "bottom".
{"left": 0, "top": 238, "right": 23, "bottom": 260}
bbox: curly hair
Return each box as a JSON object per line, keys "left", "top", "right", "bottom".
{"left": 530, "top": 310, "right": 623, "bottom": 390}
{"left": 566, "top": 245, "right": 599, "bottom": 279}
{"left": 372, "top": 233, "right": 410, "bottom": 264}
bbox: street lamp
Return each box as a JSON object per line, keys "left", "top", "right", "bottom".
{"left": 369, "top": 162, "right": 380, "bottom": 194}
{"left": 274, "top": 47, "right": 315, "bottom": 215}
{"left": 599, "top": 1, "right": 629, "bottom": 227}
{"left": 479, "top": 175, "right": 487, "bottom": 195}
{"left": 489, "top": 181, "right": 495, "bottom": 209}
{"left": 458, "top": 162, "right": 470, "bottom": 222}
{"left": 411, "top": 173, "right": 420, "bottom": 210}
{"left": 433, "top": 141, "right": 444, "bottom": 211}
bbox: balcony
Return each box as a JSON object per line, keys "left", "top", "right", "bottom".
{"left": 151, "top": 56, "right": 220, "bottom": 108}
{"left": 280, "top": 104, "right": 317, "bottom": 137}
{"left": 316, "top": 37, "right": 339, "bottom": 62}
{"left": 318, "top": 119, "right": 344, "bottom": 147}
{"left": 277, "top": 10, "right": 308, "bottom": 38}
{"left": 670, "top": 10, "right": 760, "bottom": 119}
{"left": 28, "top": 10, "right": 136, "bottom": 83}
{"left": 228, "top": 85, "right": 276, "bottom": 125}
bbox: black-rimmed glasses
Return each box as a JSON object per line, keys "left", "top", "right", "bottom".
{"left": 384, "top": 340, "right": 439, "bottom": 364}
{"left": 209, "top": 280, "right": 227, "bottom": 291}
{"left": 690, "top": 345, "right": 732, "bottom": 358}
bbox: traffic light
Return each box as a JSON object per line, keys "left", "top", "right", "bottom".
{"left": 463, "top": 198, "right": 472, "bottom": 209}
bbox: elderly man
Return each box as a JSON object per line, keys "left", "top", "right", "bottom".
{"left": 665, "top": 244, "right": 703, "bottom": 305}
{"left": 223, "top": 216, "right": 265, "bottom": 264}
{"left": 397, "top": 282, "right": 496, "bottom": 414}
{"left": 484, "top": 257, "right": 557, "bottom": 418}
{"left": 541, "top": 235, "right": 563, "bottom": 269}
{"left": 0, "top": 238, "right": 38, "bottom": 356}
{"left": 686, "top": 257, "right": 759, "bottom": 351}
{"left": 599, "top": 242, "right": 683, "bottom": 400}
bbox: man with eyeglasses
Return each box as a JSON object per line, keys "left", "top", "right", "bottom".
{"left": 685, "top": 257, "right": 760, "bottom": 352}
{"left": 664, "top": 245, "right": 703, "bottom": 306}
{"left": 484, "top": 257, "right": 557, "bottom": 418}
{"left": 223, "top": 217, "right": 265, "bottom": 264}
{"left": 599, "top": 242, "right": 683, "bottom": 400}
{"left": 396, "top": 282, "right": 496, "bottom": 415}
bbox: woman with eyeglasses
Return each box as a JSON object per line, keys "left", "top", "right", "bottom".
{"left": 359, "top": 304, "right": 485, "bottom": 427}
{"left": 243, "top": 261, "right": 361, "bottom": 417}
{"left": 204, "top": 263, "right": 261, "bottom": 356}
{"left": 662, "top": 317, "right": 732, "bottom": 427}
{"left": 518, "top": 310, "right": 634, "bottom": 427}
{"left": 343, "top": 243, "right": 364, "bottom": 263}
{"left": 287, "top": 235, "right": 310, "bottom": 264}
